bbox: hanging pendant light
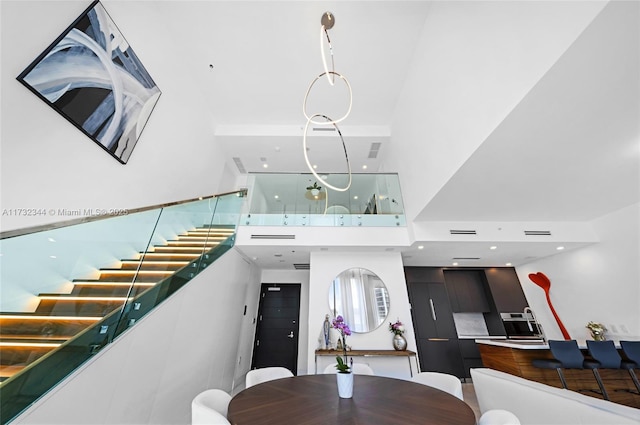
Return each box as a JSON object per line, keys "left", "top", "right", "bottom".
{"left": 301, "top": 12, "right": 352, "bottom": 195}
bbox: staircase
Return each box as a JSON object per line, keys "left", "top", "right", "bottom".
{"left": 0, "top": 226, "right": 234, "bottom": 383}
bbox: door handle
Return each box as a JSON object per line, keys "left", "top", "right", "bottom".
{"left": 429, "top": 298, "right": 437, "bottom": 321}
{"left": 287, "top": 331, "right": 294, "bottom": 339}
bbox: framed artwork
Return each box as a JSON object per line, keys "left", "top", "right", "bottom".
{"left": 16, "top": 0, "right": 161, "bottom": 164}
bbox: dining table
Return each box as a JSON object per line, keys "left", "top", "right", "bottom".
{"left": 228, "top": 374, "right": 476, "bottom": 425}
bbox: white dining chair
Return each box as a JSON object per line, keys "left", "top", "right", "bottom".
{"left": 323, "top": 362, "right": 374, "bottom": 375}
{"left": 245, "top": 367, "right": 294, "bottom": 388}
{"left": 478, "top": 409, "right": 521, "bottom": 425}
{"left": 410, "top": 372, "right": 464, "bottom": 400}
{"left": 191, "top": 388, "right": 232, "bottom": 424}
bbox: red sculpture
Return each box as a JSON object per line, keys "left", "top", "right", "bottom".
{"left": 528, "top": 272, "right": 571, "bottom": 340}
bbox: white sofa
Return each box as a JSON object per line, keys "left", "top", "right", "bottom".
{"left": 470, "top": 368, "right": 640, "bottom": 425}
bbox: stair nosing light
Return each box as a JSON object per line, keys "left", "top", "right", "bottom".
{"left": 0, "top": 315, "right": 101, "bottom": 321}
{"left": 39, "top": 296, "right": 133, "bottom": 301}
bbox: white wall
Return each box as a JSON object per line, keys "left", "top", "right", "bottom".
{"left": 516, "top": 203, "right": 640, "bottom": 341}
{"left": 306, "top": 251, "right": 417, "bottom": 379}
{"left": 0, "top": 1, "right": 235, "bottom": 233}
{"left": 387, "top": 0, "right": 607, "bottom": 222}
{"left": 14, "top": 249, "right": 261, "bottom": 425}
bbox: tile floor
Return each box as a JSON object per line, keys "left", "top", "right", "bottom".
{"left": 462, "top": 382, "right": 481, "bottom": 421}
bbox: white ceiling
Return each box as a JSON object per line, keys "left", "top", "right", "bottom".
{"left": 104, "top": 1, "right": 638, "bottom": 269}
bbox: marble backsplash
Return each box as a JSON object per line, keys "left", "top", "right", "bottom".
{"left": 453, "top": 312, "right": 489, "bottom": 336}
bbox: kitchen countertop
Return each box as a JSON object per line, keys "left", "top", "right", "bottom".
{"left": 458, "top": 335, "right": 507, "bottom": 340}
{"left": 475, "top": 339, "right": 637, "bottom": 349}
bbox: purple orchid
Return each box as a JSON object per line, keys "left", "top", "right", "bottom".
{"left": 332, "top": 315, "right": 352, "bottom": 370}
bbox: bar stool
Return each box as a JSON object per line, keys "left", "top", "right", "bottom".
{"left": 620, "top": 340, "right": 640, "bottom": 394}
{"left": 532, "top": 355, "right": 567, "bottom": 389}
{"left": 532, "top": 340, "right": 607, "bottom": 399}
{"left": 586, "top": 340, "right": 638, "bottom": 399}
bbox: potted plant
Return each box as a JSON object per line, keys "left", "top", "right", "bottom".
{"left": 306, "top": 181, "right": 322, "bottom": 196}
{"left": 332, "top": 315, "right": 353, "bottom": 398}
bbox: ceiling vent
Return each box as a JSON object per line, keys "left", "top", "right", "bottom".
{"left": 452, "top": 257, "right": 481, "bottom": 260}
{"left": 294, "top": 263, "right": 310, "bottom": 270}
{"left": 313, "top": 127, "right": 336, "bottom": 132}
{"left": 250, "top": 234, "right": 296, "bottom": 240}
{"left": 232, "top": 157, "right": 246, "bottom": 174}
{"left": 449, "top": 229, "right": 477, "bottom": 235}
{"left": 368, "top": 142, "right": 382, "bottom": 159}
{"left": 524, "top": 230, "right": 552, "bottom": 236}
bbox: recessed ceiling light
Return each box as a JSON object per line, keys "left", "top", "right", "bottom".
{"left": 274, "top": 195, "right": 279, "bottom": 199}
{"left": 263, "top": 163, "right": 268, "bottom": 168}
{"left": 362, "top": 165, "right": 368, "bottom": 170}
{"left": 275, "top": 146, "right": 281, "bottom": 152}
{"left": 418, "top": 245, "right": 424, "bottom": 250}
{"left": 50, "top": 255, "right": 57, "bottom": 259}
{"left": 556, "top": 246, "right": 565, "bottom": 250}
{"left": 353, "top": 195, "right": 358, "bottom": 200}
{"left": 452, "top": 262, "right": 458, "bottom": 266}
{"left": 505, "top": 262, "right": 512, "bottom": 266}
{"left": 48, "top": 238, "right": 56, "bottom": 242}
{"left": 490, "top": 246, "right": 497, "bottom": 250}
{"left": 313, "top": 164, "right": 318, "bottom": 169}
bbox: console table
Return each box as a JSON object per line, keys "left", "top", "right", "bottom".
{"left": 314, "top": 349, "right": 419, "bottom": 377}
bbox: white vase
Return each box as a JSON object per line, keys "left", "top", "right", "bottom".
{"left": 336, "top": 372, "right": 353, "bottom": 398}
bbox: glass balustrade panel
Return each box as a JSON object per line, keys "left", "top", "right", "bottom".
{"left": 0, "top": 192, "right": 244, "bottom": 423}
{"left": 243, "top": 173, "right": 406, "bottom": 227}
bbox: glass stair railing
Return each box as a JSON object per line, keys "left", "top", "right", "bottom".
{"left": 0, "top": 190, "right": 245, "bottom": 424}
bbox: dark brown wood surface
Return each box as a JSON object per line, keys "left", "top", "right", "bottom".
{"left": 228, "top": 374, "right": 476, "bottom": 425}
{"left": 478, "top": 343, "right": 640, "bottom": 409}
{"left": 315, "top": 349, "right": 416, "bottom": 357}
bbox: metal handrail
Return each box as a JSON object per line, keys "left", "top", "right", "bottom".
{"left": 0, "top": 188, "right": 247, "bottom": 240}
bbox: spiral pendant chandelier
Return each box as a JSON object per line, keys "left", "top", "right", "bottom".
{"left": 302, "top": 12, "right": 353, "bottom": 214}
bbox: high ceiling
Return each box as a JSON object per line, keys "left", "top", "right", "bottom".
{"left": 103, "top": 1, "right": 638, "bottom": 269}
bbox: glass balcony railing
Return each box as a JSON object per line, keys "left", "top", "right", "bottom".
{"left": 242, "top": 173, "right": 406, "bottom": 227}
{"left": 0, "top": 190, "right": 245, "bottom": 424}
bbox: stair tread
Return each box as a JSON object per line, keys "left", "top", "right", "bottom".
{"left": 1, "top": 337, "right": 66, "bottom": 344}
{"left": 0, "top": 312, "right": 102, "bottom": 320}
{"left": 0, "top": 224, "right": 233, "bottom": 382}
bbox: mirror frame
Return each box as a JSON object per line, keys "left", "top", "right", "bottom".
{"left": 329, "top": 267, "right": 390, "bottom": 333}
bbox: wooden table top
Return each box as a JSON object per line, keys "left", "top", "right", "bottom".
{"left": 228, "top": 374, "right": 476, "bottom": 425}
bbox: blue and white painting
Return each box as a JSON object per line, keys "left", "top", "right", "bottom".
{"left": 17, "top": 1, "right": 161, "bottom": 164}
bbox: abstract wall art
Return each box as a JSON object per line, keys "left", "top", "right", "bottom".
{"left": 17, "top": 0, "right": 161, "bottom": 164}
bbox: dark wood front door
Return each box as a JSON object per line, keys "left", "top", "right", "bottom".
{"left": 251, "top": 283, "right": 301, "bottom": 375}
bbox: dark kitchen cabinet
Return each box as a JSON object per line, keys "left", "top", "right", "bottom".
{"left": 484, "top": 268, "right": 529, "bottom": 312}
{"left": 458, "top": 339, "right": 483, "bottom": 378}
{"left": 443, "top": 269, "right": 491, "bottom": 312}
{"left": 405, "top": 268, "right": 464, "bottom": 378}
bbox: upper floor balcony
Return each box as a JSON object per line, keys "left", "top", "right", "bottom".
{"left": 241, "top": 173, "right": 406, "bottom": 228}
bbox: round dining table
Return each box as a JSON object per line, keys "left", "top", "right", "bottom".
{"left": 228, "top": 374, "right": 476, "bottom": 425}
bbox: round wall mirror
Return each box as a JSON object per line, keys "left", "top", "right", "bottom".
{"left": 329, "top": 268, "right": 390, "bottom": 333}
